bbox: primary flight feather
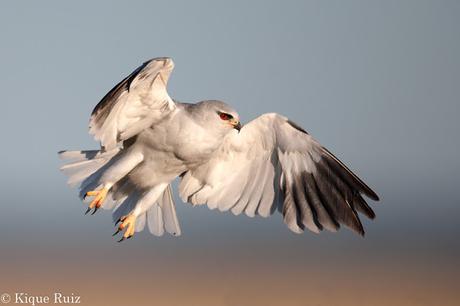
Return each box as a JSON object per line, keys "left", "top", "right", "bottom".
{"left": 59, "top": 57, "right": 379, "bottom": 241}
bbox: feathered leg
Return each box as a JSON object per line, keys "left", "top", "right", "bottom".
{"left": 84, "top": 150, "right": 144, "bottom": 214}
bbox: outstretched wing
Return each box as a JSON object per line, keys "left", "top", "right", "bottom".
{"left": 179, "top": 113, "right": 379, "bottom": 235}
{"left": 89, "top": 57, "right": 176, "bottom": 150}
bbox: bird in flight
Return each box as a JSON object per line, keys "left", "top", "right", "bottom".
{"left": 60, "top": 57, "right": 379, "bottom": 242}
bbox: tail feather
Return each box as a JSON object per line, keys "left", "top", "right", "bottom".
{"left": 147, "top": 204, "right": 165, "bottom": 236}
{"left": 58, "top": 150, "right": 99, "bottom": 161}
{"left": 134, "top": 185, "right": 181, "bottom": 237}
{"left": 61, "top": 160, "right": 107, "bottom": 187}
{"left": 160, "top": 185, "right": 181, "bottom": 236}
{"left": 59, "top": 149, "right": 120, "bottom": 189}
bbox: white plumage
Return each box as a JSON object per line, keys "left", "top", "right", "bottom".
{"left": 60, "top": 57, "right": 379, "bottom": 241}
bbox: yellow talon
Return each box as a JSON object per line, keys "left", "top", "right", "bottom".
{"left": 85, "top": 187, "right": 109, "bottom": 210}
{"left": 114, "top": 214, "right": 136, "bottom": 241}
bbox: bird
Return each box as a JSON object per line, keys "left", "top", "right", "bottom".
{"left": 59, "top": 57, "right": 379, "bottom": 242}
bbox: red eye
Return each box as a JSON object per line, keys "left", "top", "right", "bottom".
{"left": 219, "top": 113, "right": 231, "bottom": 120}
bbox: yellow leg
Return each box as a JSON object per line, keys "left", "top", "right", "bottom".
{"left": 84, "top": 188, "right": 109, "bottom": 215}
{"left": 113, "top": 214, "right": 136, "bottom": 242}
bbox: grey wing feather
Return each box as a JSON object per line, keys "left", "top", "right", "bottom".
{"left": 179, "top": 113, "right": 379, "bottom": 236}
{"left": 89, "top": 57, "right": 176, "bottom": 150}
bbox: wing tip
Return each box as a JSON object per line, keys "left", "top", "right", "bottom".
{"left": 366, "top": 189, "right": 380, "bottom": 202}
{"left": 321, "top": 147, "right": 380, "bottom": 202}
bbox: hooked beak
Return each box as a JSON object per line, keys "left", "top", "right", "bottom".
{"left": 234, "top": 122, "right": 242, "bottom": 132}
{"left": 229, "top": 119, "right": 242, "bottom": 132}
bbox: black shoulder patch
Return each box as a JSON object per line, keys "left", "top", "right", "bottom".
{"left": 287, "top": 119, "right": 309, "bottom": 135}
{"left": 91, "top": 60, "right": 152, "bottom": 117}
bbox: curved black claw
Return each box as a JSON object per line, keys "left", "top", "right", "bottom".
{"left": 91, "top": 207, "right": 99, "bottom": 215}
{"left": 115, "top": 218, "right": 121, "bottom": 226}
{"left": 117, "top": 237, "right": 126, "bottom": 243}
{"left": 84, "top": 207, "right": 91, "bottom": 215}
{"left": 112, "top": 229, "right": 121, "bottom": 236}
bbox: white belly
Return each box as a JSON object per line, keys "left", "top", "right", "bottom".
{"left": 126, "top": 111, "right": 225, "bottom": 189}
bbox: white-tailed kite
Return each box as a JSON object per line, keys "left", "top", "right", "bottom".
{"left": 60, "top": 57, "right": 379, "bottom": 241}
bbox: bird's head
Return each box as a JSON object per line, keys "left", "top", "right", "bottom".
{"left": 194, "top": 100, "right": 241, "bottom": 135}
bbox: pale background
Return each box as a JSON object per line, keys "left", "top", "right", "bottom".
{"left": 0, "top": 1, "right": 459, "bottom": 305}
